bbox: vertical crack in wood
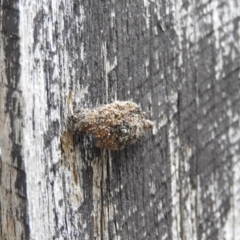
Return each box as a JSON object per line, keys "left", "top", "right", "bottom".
{"left": 92, "top": 149, "right": 116, "bottom": 240}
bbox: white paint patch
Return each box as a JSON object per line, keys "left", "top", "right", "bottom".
{"left": 101, "top": 42, "right": 117, "bottom": 103}
{"left": 149, "top": 181, "right": 156, "bottom": 195}
{"left": 20, "top": 2, "right": 50, "bottom": 238}
{"left": 145, "top": 57, "right": 150, "bottom": 78}
{"left": 222, "top": 109, "right": 240, "bottom": 239}
{"left": 78, "top": 5, "right": 85, "bottom": 32}
{"left": 74, "top": 85, "right": 89, "bottom": 104}
{"left": 143, "top": 0, "right": 151, "bottom": 29}
{"left": 80, "top": 43, "right": 85, "bottom": 61}
{"left": 110, "top": 10, "right": 116, "bottom": 28}
{"left": 19, "top": 0, "right": 86, "bottom": 238}
{"left": 167, "top": 88, "right": 198, "bottom": 239}
{"left": 152, "top": 120, "right": 158, "bottom": 135}
{"left": 167, "top": 91, "right": 181, "bottom": 240}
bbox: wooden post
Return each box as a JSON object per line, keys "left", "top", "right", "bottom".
{"left": 1, "top": 0, "right": 240, "bottom": 239}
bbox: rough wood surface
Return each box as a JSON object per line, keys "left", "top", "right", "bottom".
{"left": 0, "top": 1, "right": 29, "bottom": 239}
{"left": 0, "top": 0, "right": 240, "bottom": 239}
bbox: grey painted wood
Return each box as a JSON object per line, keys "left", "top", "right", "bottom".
{"left": 0, "top": 0, "right": 240, "bottom": 239}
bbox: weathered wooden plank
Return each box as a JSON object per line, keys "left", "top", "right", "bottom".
{"left": 0, "top": 1, "right": 29, "bottom": 239}
{"left": 0, "top": 0, "right": 240, "bottom": 239}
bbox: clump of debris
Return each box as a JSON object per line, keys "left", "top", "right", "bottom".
{"left": 68, "top": 101, "right": 154, "bottom": 150}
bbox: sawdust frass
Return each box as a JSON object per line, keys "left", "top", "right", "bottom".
{"left": 67, "top": 101, "right": 154, "bottom": 150}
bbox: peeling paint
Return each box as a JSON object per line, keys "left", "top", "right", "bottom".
{"left": 1, "top": 0, "right": 238, "bottom": 239}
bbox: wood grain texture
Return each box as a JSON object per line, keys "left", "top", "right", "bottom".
{"left": 0, "top": 1, "right": 29, "bottom": 239}
{"left": 0, "top": 0, "right": 240, "bottom": 239}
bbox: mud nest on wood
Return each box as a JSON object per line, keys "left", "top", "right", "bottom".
{"left": 67, "top": 101, "right": 154, "bottom": 150}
